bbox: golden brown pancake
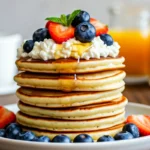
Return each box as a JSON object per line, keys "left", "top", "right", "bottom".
{"left": 14, "top": 70, "right": 126, "bottom": 91}
{"left": 22, "top": 123, "right": 124, "bottom": 141}
{"left": 16, "top": 111, "right": 125, "bottom": 132}
{"left": 16, "top": 86, "right": 124, "bottom": 108}
{"left": 16, "top": 57, "right": 125, "bottom": 74}
{"left": 18, "top": 96, "right": 127, "bottom": 120}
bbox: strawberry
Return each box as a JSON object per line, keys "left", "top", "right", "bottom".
{"left": 90, "top": 18, "right": 108, "bottom": 36}
{"left": 0, "top": 106, "right": 16, "bottom": 129}
{"left": 45, "top": 21, "right": 51, "bottom": 29}
{"left": 48, "top": 22, "right": 75, "bottom": 44}
{"left": 127, "top": 115, "right": 150, "bottom": 136}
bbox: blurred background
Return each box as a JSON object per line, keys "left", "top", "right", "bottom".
{"left": 0, "top": 0, "right": 150, "bottom": 105}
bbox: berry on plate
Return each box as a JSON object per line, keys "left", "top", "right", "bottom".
{"left": 33, "top": 28, "right": 50, "bottom": 42}
{"left": 75, "top": 22, "right": 96, "bottom": 43}
{"left": 90, "top": 18, "right": 108, "bottom": 36}
{"left": 0, "top": 106, "right": 16, "bottom": 129}
{"left": 73, "top": 134, "right": 94, "bottom": 143}
{"left": 127, "top": 115, "right": 150, "bottom": 136}
{"left": 17, "top": 131, "right": 36, "bottom": 141}
{"left": 123, "top": 123, "right": 140, "bottom": 138}
{"left": 0, "top": 129, "right": 5, "bottom": 137}
{"left": 48, "top": 22, "right": 75, "bottom": 44}
{"left": 34, "top": 136, "right": 50, "bottom": 142}
{"left": 71, "top": 10, "right": 90, "bottom": 27}
{"left": 23, "top": 40, "right": 34, "bottom": 53}
{"left": 52, "top": 134, "right": 71, "bottom": 143}
{"left": 5, "top": 123, "right": 22, "bottom": 139}
{"left": 97, "top": 135, "right": 115, "bottom": 142}
{"left": 114, "top": 131, "right": 134, "bottom": 140}
{"left": 100, "top": 34, "right": 114, "bottom": 46}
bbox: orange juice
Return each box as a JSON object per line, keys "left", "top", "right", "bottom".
{"left": 109, "top": 30, "right": 150, "bottom": 76}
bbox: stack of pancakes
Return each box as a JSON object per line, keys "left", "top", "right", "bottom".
{"left": 14, "top": 56, "right": 127, "bottom": 141}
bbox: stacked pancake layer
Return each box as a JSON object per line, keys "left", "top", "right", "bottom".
{"left": 15, "top": 57, "right": 127, "bottom": 141}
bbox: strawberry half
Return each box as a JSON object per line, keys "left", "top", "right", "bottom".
{"left": 45, "top": 21, "right": 51, "bottom": 29}
{"left": 0, "top": 106, "right": 16, "bottom": 129}
{"left": 127, "top": 115, "right": 150, "bottom": 136}
{"left": 48, "top": 22, "right": 75, "bottom": 44}
{"left": 90, "top": 18, "right": 108, "bottom": 36}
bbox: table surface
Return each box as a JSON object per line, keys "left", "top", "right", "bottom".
{"left": 0, "top": 84, "right": 150, "bottom": 106}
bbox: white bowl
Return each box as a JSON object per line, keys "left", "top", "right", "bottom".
{"left": 1, "top": 103, "right": 150, "bottom": 150}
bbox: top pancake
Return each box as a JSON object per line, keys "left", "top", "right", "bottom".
{"left": 16, "top": 57, "right": 125, "bottom": 74}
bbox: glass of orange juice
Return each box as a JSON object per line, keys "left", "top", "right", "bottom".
{"left": 109, "top": 3, "right": 150, "bottom": 84}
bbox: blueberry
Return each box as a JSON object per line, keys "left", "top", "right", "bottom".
{"left": 33, "top": 28, "right": 50, "bottom": 42}
{"left": 23, "top": 40, "right": 34, "bottom": 53}
{"left": 17, "top": 131, "right": 36, "bottom": 141}
{"left": 0, "top": 129, "right": 5, "bottom": 137}
{"left": 5, "top": 123, "right": 22, "bottom": 139}
{"left": 34, "top": 136, "right": 50, "bottom": 142}
{"left": 97, "top": 135, "right": 115, "bottom": 142}
{"left": 73, "top": 134, "right": 93, "bottom": 143}
{"left": 100, "top": 34, "right": 114, "bottom": 46}
{"left": 52, "top": 135, "right": 71, "bottom": 143}
{"left": 75, "top": 22, "right": 96, "bottom": 43}
{"left": 114, "top": 131, "right": 134, "bottom": 140}
{"left": 72, "top": 11, "right": 90, "bottom": 27}
{"left": 123, "top": 123, "right": 140, "bottom": 138}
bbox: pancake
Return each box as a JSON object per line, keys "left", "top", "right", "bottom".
{"left": 18, "top": 96, "right": 127, "bottom": 120}
{"left": 16, "top": 57, "right": 125, "bottom": 74}
{"left": 16, "top": 111, "right": 125, "bottom": 132}
{"left": 14, "top": 70, "right": 126, "bottom": 91}
{"left": 16, "top": 86, "right": 124, "bottom": 108}
{"left": 22, "top": 123, "right": 124, "bottom": 141}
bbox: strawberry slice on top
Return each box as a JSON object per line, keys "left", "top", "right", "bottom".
{"left": 48, "top": 22, "right": 75, "bottom": 44}
{"left": 127, "top": 115, "right": 150, "bottom": 136}
{"left": 0, "top": 106, "right": 16, "bottom": 129}
{"left": 90, "top": 18, "right": 108, "bottom": 36}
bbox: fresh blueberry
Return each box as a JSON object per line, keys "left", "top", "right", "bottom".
{"left": 97, "top": 135, "right": 115, "bottom": 142}
{"left": 17, "top": 131, "right": 36, "bottom": 141}
{"left": 75, "top": 22, "right": 96, "bottom": 43}
{"left": 123, "top": 123, "right": 140, "bottom": 138}
{"left": 52, "top": 135, "right": 71, "bottom": 143}
{"left": 0, "top": 129, "right": 5, "bottom": 137}
{"left": 5, "top": 123, "right": 22, "bottom": 139}
{"left": 100, "top": 34, "right": 114, "bottom": 46}
{"left": 73, "top": 134, "right": 93, "bottom": 143}
{"left": 34, "top": 136, "right": 50, "bottom": 142}
{"left": 33, "top": 28, "right": 50, "bottom": 42}
{"left": 114, "top": 131, "right": 134, "bottom": 140}
{"left": 72, "top": 11, "right": 90, "bottom": 27}
{"left": 23, "top": 40, "right": 34, "bottom": 53}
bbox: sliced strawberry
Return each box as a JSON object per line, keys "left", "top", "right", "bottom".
{"left": 48, "top": 22, "right": 75, "bottom": 44}
{"left": 45, "top": 21, "right": 51, "bottom": 29}
{"left": 0, "top": 106, "right": 16, "bottom": 129}
{"left": 127, "top": 115, "right": 150, "bottom": 136}
{"left": 90, "top": 18, "right": 108, "bottom": 36}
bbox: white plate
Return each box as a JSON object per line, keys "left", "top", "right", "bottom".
{"left": 0, "top": 103, "right": 150, "bottom": 150}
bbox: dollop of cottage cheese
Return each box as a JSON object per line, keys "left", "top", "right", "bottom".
{"left": 17, "top": 37, "right": 120, "bottom": 61}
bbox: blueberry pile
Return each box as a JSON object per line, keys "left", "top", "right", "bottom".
{"left": 23, "top": 28, "right": 51, "bottom": 53}
{"left": 0, "top": 123, "right": 140, "bottom": 143}
{"left": 0, "top": 123, "right": 50, "bottom": 143}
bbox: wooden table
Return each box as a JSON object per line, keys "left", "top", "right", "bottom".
{"left": 0, "top": 84, "right": 150, "bottom": 106}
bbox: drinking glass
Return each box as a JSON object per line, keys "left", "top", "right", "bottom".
{"left": 109, "top": 3, "right": 150, "bottom": 84}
